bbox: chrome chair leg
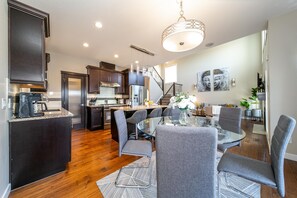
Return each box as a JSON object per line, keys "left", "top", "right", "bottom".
{"left": 223, "top": 172, "right": 253, "bottom": 198}
{"left": 115, "top": 157, "right": 152, "bottom": 188}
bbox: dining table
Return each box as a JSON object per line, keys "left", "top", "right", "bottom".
{"left": 137, "top": 116, "right": 246, "bottom": 144}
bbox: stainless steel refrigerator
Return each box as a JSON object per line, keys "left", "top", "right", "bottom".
{"left": 129, "top": 85, "right": 148, "bottom": 106}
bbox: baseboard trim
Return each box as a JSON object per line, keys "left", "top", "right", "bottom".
{"left": 285, "top": 153, "right": 297, "bottom": 161}
{"left": 1, "top": 183, "right": 10, "bottom": 198}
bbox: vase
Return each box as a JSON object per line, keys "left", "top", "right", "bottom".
{"left": 179, "top": 109, "right": 188, "bottom": 125}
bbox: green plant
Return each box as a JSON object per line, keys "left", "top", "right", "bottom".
{"left": 240, "top": 98, "right": 250, "bottom": 109}
{"left": 240, "top": 87, "right": 259, "bottom": 110}
{"left": 251, "top": 87, "right": 258, "bottom": 98}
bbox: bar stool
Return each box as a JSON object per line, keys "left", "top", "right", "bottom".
{"left": 162, "top": 107, "right": 172, "bottom": 116}
{"left": 148, "top": 108, "right": 162, "bottom": 118}
{"left": 126, "top": 110, "right": 147, "bottom": 139}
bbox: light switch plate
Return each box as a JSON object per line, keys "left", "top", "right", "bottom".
{"left": 1, "top": 98, "right": 6, "bottom": 110}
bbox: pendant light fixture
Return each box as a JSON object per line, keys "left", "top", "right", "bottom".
{"left": 162, "top": 0, "right": 205, "bottom": 52}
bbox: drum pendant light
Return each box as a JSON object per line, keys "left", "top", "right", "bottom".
{"left": 162, "top": 0, "right": 205, "bottom": 52}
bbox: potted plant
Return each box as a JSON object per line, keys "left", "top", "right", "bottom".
{"left": 249, "top": 88, "right": 260, "bottom": 109}
{"left": 240, "top": 87, "right": 260, "bottom": 117}
{"left": 240, "top": 98, "right": 252, "bottom": 117}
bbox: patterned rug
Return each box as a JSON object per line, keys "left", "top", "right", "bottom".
{"left": 97, "top": 152, "right": 260, "bottom": 198}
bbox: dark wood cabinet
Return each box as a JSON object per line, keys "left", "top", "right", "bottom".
{"left": 124, "top": 69, "right": 145, "bottom": 86}
{"left": 87, "top": 66, "right": 100, "bottom": 93}
{"left": 8, "top": 0, "right": 50, "bottom": 86}
{"left": 100, "top": 70, "right": 117, "bottom": 83}
{"left": 9, "top": 117, "right": 71, "bottom": 189}
{"left": 86, "top": 65, "right": 126, "bottom": 93}
{"left": 137, "top": 73, "right": 145, "bottom": 86}
{"left": 87, "top": 106, "right": 103, "bottom": 130}
{"left": 116, "top": 73, "right": 126, "bottom": 94}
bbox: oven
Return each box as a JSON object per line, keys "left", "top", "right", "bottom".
{"left": 103, "top": 104, "right": 128, "bottom": 129}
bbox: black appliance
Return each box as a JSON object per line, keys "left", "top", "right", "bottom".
{"left": 16, "top": 92, "right": 45, "bottom": 118}
{"left": 89, "top": 97, "right": 97, "bottom": 106}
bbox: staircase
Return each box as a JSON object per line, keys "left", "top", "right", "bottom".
{"left": 148, "top": 66, "right": 183, "bottom": 105}
{"left": 159, "top": 94, "right": 172, "bottom": 105}
{"left": 159, "top": 82, "right": 183, "bottom": 105}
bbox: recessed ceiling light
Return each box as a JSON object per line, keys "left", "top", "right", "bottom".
{"left": 83, "top": 43, "right": 89, "bottom": 47}
{"left": 135, "top": 60, "right": 139, "bottom": 64}
{"left": 114, "top": 54, "right": 119, "bottom": 58}
{"left": 95, "top": 21, "right": 103, "bottom": 29}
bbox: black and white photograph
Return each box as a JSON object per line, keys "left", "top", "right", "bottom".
{"left": 197, "top": 70, "right": 211, "bottom": 92}
{"left": 213, "top": 68, "right": 230, "bottom": 91}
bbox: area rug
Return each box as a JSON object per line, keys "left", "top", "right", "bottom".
{"left": 96, "top": 152, "right": 260, "bottom": 198}
{"left": 253, "top": 124, "right": 266, "bottom": 135}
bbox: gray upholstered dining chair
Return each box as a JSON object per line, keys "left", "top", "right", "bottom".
{"left": 148, "top": 107, "right": 162, "bottom": 118}
{"left": 126, "top": 109, "right": 147, "bottom": 139}
{"left": 217, "top": 107, "right": 242, "bottom": 152}
{"left": 217, "top": 115, "right": 296, "bottom": 198}
{"left": 156, "top": 125, "right": 218, "bottom": 198}
{"left": 162, "top": 107, "right": 172, "bottom": 116}
{"left": 114, "top": 110, "right": 152, "bottom": 188}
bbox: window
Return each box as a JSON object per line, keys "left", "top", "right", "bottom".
{"left": 165, "top": 65, "right": 177, "bottom": 83}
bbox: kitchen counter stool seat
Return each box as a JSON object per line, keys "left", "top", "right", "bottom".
{"left": 126, "top": 109, "right": 147, "bottom": 139}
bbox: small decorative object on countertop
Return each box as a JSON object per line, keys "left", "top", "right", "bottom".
{"left": 9, "top": 108, "right": 73, "bottom": 122}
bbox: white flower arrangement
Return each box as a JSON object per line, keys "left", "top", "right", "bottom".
{"left": 169, "top": 93, "right": 196, "bottom": 110}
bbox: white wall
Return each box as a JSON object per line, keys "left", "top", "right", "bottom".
{"left": 148, "top": 68, "right": 163, "bottom": 103}
{"left": 0, "top": 0, "right": 10, "bottom": 197}
{"left": 170, "top": 33, "right": 262, "bottom": 106}
{"left": 267, "top": 9, "right": 297, "bottom": 158}
{"left": 46, "top": 51, "right": 98, "bottom": 97}
{"left": 45, "top": 52, "right": 97, "bottom": 108}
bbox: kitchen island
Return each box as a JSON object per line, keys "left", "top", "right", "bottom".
{"left": 110, "top": 105, "right": 167, "bottom": 142}
{"left": 9, "top": 108, "right": 73, "bottom": 189}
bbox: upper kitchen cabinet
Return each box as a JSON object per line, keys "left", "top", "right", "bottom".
{"left": 86, "top": 66, "right": 100, "bottom": 93}
{"left": 115, "top": 73, "right": 125, "bottom": 94}
{"left": 8, "top": 0, "right": 50, "bottom": 86}
{"left": 100, "top": 70, "right": 118, "bottom": 83}
{"left": 124, "top": 69, "right": 144, "bottom": 86}
{"left": 86, "top": 65, "right": 124, "bottom": 93}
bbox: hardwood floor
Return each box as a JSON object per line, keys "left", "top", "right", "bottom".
{"left": 9, "top": 120, "right": 297, "bottom": 198}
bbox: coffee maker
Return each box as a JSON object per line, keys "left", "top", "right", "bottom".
{"left": 16, "top": 93, "right": 45, "bottom": 118}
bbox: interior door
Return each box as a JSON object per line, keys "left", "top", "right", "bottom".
{"left": 61, "top": 71, "right": 87, "bottom": 130}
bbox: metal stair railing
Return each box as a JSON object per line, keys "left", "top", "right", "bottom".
{"left": 149, "top": 67, "right": 164, "bottom": 94}
{"left": 160, "top": 82, "right": 183, "bottom": 104}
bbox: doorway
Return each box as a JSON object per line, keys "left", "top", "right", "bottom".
{"left": 61, "top": 71, "right": 87, "bottom": 130}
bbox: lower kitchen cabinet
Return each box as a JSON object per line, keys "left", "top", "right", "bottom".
{"left": 87, "top": 106, "right": 103, "bottom": 130}
{"left": 9, "top": 117, "right": 72, "bottom": 189}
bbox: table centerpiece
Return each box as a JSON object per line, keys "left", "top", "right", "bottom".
{"left": 169, "top": 92, "right": 196, "bottom": 125}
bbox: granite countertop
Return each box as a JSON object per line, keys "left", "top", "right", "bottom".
{"left": 110, "top": 105, "right": 168, "bottom": 111}
{"left": 9, "top": 108, "right": 73, "bottom": 122}
{"left": 86, "top": 105, "right": 104, "bottom": 108}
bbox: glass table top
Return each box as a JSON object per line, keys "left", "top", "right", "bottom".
{"left": 137, "top": 116, "right": 246, "bottom": 144}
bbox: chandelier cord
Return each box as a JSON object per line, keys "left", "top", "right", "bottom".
{"left": 178, "top": 0, "right": 186, "bottom": 22}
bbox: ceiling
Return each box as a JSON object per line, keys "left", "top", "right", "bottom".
{"left": 18, "top": 0, "right": 297, "bottom": 69}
